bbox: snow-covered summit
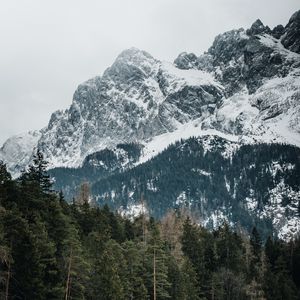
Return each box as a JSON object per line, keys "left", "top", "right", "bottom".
{"left": 1, "top": 10, "right": 300, "bottom": 177}
{"left": 2, "top": 46, "right": 221, "bottom": 174}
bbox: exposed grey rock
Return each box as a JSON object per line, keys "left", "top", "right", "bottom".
{"left": 272, "top": 24, "right": 285, "bottom": 39}
{"left": 175, "top": 22, "right": 298, "bottom": 95}
{"left": 246, "top": 19, "right": 271, "bottom": 36}
{"left": 243, "top": 36, "right": 278, "bottom": 93}
{"left": 206, "top": 29, "right": 249, "bottom": 95}
{"left": 34, "top": 47, "right": 223, "bottom": 169}
{"left": 208, "top": 29, "right": 248, "bottom": 65}
{"left": 0, "top": 130, "right": 42, "bottom": 176}
{"left": 282, "top": 10, "right": 300, "bottom": 53}
{"left": 174, "top": 52, "right": 199, "bottom": 69}
{"left": 196, "top": 53, "right": 214, "bottom": 72}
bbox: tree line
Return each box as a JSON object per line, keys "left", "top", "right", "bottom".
{"left": 0, "top": 151, "right": 300, "bottom": 299}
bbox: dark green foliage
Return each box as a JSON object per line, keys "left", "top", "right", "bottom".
{"left": 0, "top": 161, "right": 11, "bottom": 184}
{"left": 145, "top": 221, "right": 172, "bottom": 299}
{"left": 21, "top": 149, "right": 53, "bottom": 193}
{"left": 86, "top": 138, "right": 300, "bottom": 239}
{"left": 180, "top": 258, "right": 200, "bottom": 300}
{"left": 0, "top": 155, "right": 300, "bottom": 299}
{"left": 49, "top": 142, "right": 143, "bottom": 199}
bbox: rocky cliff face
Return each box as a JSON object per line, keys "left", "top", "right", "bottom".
{"left": 1, "top": 11, "right": 300, "bottom": 177}
{"left": 2, "top": 48, "right": 224, "bottom": 174}
{"left": 175, "top": 12, "right": 300, "bottom": 146}
{"left": 282, "top": 10, "right": 300, "bottom": 53}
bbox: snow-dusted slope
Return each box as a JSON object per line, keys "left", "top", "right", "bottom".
{"left": 1, "top": 48, "right": 224, "bottom": 174}
{"left": 138, "top": 121, "right": 240, "bottom": 165}
{"left": 0, "top": 130, "right": 42, "bottom": 175}
{"left": 174, "top": 14, "right": 300, "bottom": 148}
{"left": 202, "top": 68, "right": 300, "bottom": 146}
{"left": 89, "top": 137, "right": 300, "bottom": 241}
{"left": 1, "top": 11, "right": 300, "bottom": 177}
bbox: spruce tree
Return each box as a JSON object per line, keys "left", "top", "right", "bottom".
{"left": 123, "top": 241, "right": 148, "bottom": 300}
{"left": 145, "top": 220, "right": 171, "bottom": 299}
{"left": 180, "top": 258, "right": 200, "bottom": 300}
{"left": 26, "top": 149, "right": 52, "bottom": 193}
{"left": 62, "top": 226, "right": 91, "bottom": 300}
{"left": 90, "top": 239, "right": 125, "bottom": 300}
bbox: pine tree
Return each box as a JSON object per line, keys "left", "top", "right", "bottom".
{"left": 180, "top": 258, "right": 200, "bottom": 300}
{"left": 62, "top": 226, "right": 90, "bottom": 300}
{"left": 90, "top": 239, "right": 125, "bottom": 300}
{"left": 273, "top": 255, "right": 298, "bottom": 300}
{"left": 0, "top": 162, "right": 14, "bottom": 210}
{"left": 123, "top": 241, "right": 148, "bottom": 300}
{"left": 145, "top": 220, "right": 171, "bottom": 300}
{"left": 25, "top": 149, "right": 52, "bottom": 193}
{"left": 0, "top": 161, "right": 11, "bottom": 185}
{"left": 211, "top": 268, "right": 247, "bottom": 300}
{"left": 29, "top": 217, "right": 62, "bottom": 299}
{"left": 291, "top": 238, "right": 300, "bottom": 290}
{"left": 161, "top": 210, "right": 183, "bottom": 261}
{"left": 2, "top": 210, "right": 62, "bottom": 299}
{"left": 17, "top": 150, "right": 54, "bottom": 219}
{"left": 250, "top": 227, "right": 262, "bottom": 261}
{"left": 181, "top": 217, "right": 207, "bottom": 298}
{"left": 75, "top": 182, "right": 90, "bottom": 206}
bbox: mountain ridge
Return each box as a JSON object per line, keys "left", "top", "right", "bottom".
{"left": 2, "top": 11, "right": 300, "bottom": 177}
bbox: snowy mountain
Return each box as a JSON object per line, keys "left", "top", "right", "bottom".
{"left": 0, "top": 130, "right": 42, "bottom": 176}
{"left": 1, "top": 10, "right": 300, "bottom": 239}
{"left": 2, "top": 11, "right": 300, "bottom": 176}
{"left": 35, "top": 48, "right": 223, "bottom": 171}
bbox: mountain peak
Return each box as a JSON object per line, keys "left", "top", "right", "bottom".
{"left": 118, "top": 47, "right": 151, "bottom": 55}
{"left": 271, "top": 24, "right": 285, "bottom": 39}
{"left": 103, "top": 47, "right": 159, "bottom": 80}
{"left": 289, "top": 10, "right": 300, "bottom": 23}
{"left": 252, "top": 19, "right": 264, "bottom": 27}
{"left": 115, "top": 47, "right": 156, "bottom": 64}
{"left": 247, "top": 19, "right": 270, "bottom": 36}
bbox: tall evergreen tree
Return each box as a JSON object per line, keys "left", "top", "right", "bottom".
{"left": 24, "top": 149, "right": 52, "bottom": 193}
{"left": 145, "top": 220, "right": 171, "bottom": 299}
{"left": 62, "top": 226, "right": 90, "bottom": 300}
{"left": 123, "top": 241, "right": 148, "bottom": 300}
{"left": 90, "top": 239, "right": 125, "bottom": 300}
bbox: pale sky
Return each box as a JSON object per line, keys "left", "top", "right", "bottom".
{"left": 0, "top": 0, "right": 299, "bottom": 144}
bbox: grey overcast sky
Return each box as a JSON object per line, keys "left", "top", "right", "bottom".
{"left": 0, "top": 0, "right": 299, "bottom": 144}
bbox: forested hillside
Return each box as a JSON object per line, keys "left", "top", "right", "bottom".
{"left": 49, "top": 142, "right": 143, "bottom": 199}
{"left": 88, "top": 138, "right": 300, "bottom": 240}
{"left": 1, "top": 152, "right": 300, "bottom": 299}
{"left": 49, "top": 137, "right": 300, "bottom": 240}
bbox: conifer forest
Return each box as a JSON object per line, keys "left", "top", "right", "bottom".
{"left": 0, "top": 152, "right": 300, "bottom": 299}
